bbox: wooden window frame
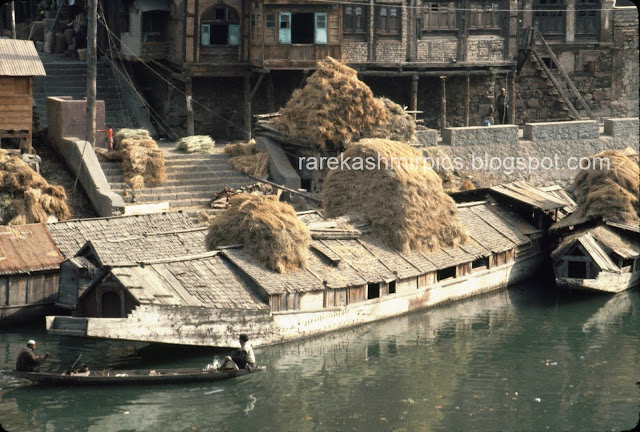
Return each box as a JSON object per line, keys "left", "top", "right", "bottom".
{"left": 533, "top": 0, "right": 565, "bottom": 39}
{"left": 468, "top": 1, "right": 500, "bottom": 30}
{"left": 201, "top": 6, "right": 241, "bottom": 46}
{"left": 422, "top": 2, "right": 456, "bottom": 31}
{"left": 575, "top": 0, "right": 600, "bottom": 39}
{"left": 344, "top": 5, "right": 368, "bottom": 39}
{"left": 376, "top": 5, "right": 401, "bottom": 38}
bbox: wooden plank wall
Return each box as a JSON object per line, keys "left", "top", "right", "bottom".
{"left": 0, "top": 77, "right": 32, "bottom": 131}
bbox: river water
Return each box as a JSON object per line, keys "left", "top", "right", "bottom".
{"left": 0, "top": 282, "right": 638, "bottom": 432}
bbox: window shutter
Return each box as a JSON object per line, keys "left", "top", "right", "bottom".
{"left": 228, "top": 24, "right": 240, "bottom": 45}
{"left": 279, "top": 12, "right": 291, "bottom": 44}
{"left": 315, "top": 12, "right": 328, "bottom": 44}
{"left": 201, "top": 24, "right": 211, "bottom": 46}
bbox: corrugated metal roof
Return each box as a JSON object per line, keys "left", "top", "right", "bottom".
{"left": 0, "top": 224, "right": 63, "bottom": 275}
{"left": 0, "top": 39, "right": 46, "bottom": 76}
{"left": 47, "top": 212, "right": 197, "bottom": 259}
{"left": 490, "top": 181, "right": 571, "bottom": 211}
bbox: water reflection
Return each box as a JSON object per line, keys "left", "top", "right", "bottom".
{"left": 0, "top": 283, "right": 638, "bottom": 432}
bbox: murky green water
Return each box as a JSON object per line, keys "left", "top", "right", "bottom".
{"left": 0, "top": 282, "right": 638, "bottom": 432}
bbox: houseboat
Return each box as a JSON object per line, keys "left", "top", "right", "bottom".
{"left": 45, "top": 199, "right": 548, "bottom": 348}
{"left": 551, "top": 220, "right": 640, "bottom": 293}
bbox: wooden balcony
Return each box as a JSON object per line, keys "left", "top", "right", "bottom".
{"left": 250, "top": 44, "right": 341, "bottom": 69}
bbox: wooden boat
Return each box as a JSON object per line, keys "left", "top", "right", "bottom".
{"left": 8, "top": 366, "right": 266, "bottom": 386}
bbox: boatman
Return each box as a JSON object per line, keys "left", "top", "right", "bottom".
{"left": 221, "top": 334, "right": 256, "bottom": 370}
{"left": 15, "top": 340, "right": 49, "bottom": 372}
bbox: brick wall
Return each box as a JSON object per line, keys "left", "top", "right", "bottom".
{"left": 343, "top": 40, "right": 369, "bottom": 63}
{"left": 417, "top": 37, "right": 458, "bottom": 62}
{"left": 121, "top": 10, "right": 142, "bottom": 56}
{"left": 467, "top": 36, "right": 504, "bottom": 62}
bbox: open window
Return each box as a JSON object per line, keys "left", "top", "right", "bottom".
{"left": 388, "top": 280, "right": 397, "bottom": 294}
{"left": 367, "top": 282, "right": 380, "bottom": 299}
{"left": 567, "top": 260, "right": 587, "bottom": 278}
{"left": 201, "top": 6, "right": 240, "bottom": 46}
{"left": 437, "top": 266, "right": 456, "bottom": 282}
{"left": 142, "top": 10, "right": 169, "bottom": 42}
{"left": 278, "top": 12, "right": 328, "bottom": 44}
{"left": 471, "top": 256, "right": 489, "bottom": 271}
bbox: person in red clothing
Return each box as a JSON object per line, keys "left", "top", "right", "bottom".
{"left": 98, "top": 125, "right": 114, "bottom": 151}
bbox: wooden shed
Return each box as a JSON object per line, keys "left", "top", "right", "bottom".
{"left": 0, "top": 38, "right": 46, "bottom": 153}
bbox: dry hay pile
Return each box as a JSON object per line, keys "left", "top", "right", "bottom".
{"left": 321, "top": 138, "right": 468, "bottom": 253}
{"left": 205, "top": 194, "right": 310, "bottom": 272}
{"left": 224, "top": 140, "right": 270, "bottom": 178}
{"left": 270, "top": 57, "right": 390, "bottom": 150}
{"left": 558, "top": 148, "right": 639, "bottom": 227}
{"left": 0, "top": 149, "right": 70, "bottom": 224}
{"left": 176, "top": 135, "right": 215, "bottom": 153}
{"left": 365, "top": 97, "right": 416, "bottom": 144}
{"left": 117, "top": 134, "right": 167, "bottom": 189}
{"left": 114, "top": 128, "right": 151, "bottom": 143}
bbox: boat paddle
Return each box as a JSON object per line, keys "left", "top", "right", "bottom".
{"left": 67, "top": 354, "right": 82, "bottom": 374}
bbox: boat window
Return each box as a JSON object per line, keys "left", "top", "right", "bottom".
{"left": 101, "top": 292, "right": 122, "bottom": 318}
{"left": 437, "top": 266, "right": 456, "bottom": 281}
{"left": 472, "top": 257, "right": 489, "bottom": 271}
{"left": 388, "top": 280, "right": 397, "bottom": 294}
{"left": 367, "top": 282, "right": 380, "bottom": 299}
{"left": 567, "top": 260, "right": 587, "bottom": 278}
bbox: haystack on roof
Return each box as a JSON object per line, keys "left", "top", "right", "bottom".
{"left": 270, "top": 57, "right": 390, "bottom": 151}
{"left": 0, "top": 149, "right": 70, "bottom": 224}
{"left": 365, "top": 97, "right": 416, "bottom": 144}
{"left": 553, "top": 148, "right": 639, "bottom": 229}
{"left": 205, "top": 194, "right": 311, "bottom": 272}
{"left": 321, "top": 138, "right": 468, "bottom": 253}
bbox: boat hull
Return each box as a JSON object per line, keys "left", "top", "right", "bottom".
{"left": 7, "top": 367, "right": 265, "bottom": 386}
{"left": 556, "top": 270, "right": 640, "bottom": 293}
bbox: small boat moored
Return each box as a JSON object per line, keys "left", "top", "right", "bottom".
{"left": 7, "top": 366, "right": 266, "bottom": 386}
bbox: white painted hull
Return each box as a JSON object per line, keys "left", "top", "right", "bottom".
{"left": 556, "top": 270, "right": 640, "bottom": 293}
{"left": 47, "top": 254, "right": 544, "bottom": 348}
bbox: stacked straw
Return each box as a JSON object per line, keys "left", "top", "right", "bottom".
{"left": 115, "top": 130, "right": 167, "bottom": 189}
{"left": 270, "top": 57, "right": 391, "bottom": 150}
{"left": 224, "top": 140, "right": 270, "bottom": 178}
{"left": 321, "top": 138, "right": 468, "bottom": 253}
{"left": 205, "top": 194, "right": 311, "bottom": 272}
{"left": 0, "top": 149, "right": 70, "bottom": 224}
{"left": 365, "top": 97, "right": 417, "bottom": 144}
{"left": 176, "top": 135, "right": 216, "bottom": 153}
{"left": 555, "top": 148, "right": 639, "bottom": 228}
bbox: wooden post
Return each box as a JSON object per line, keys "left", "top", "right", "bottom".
{"left": 244, "top": 74, "right": 251, "bottom": 141}
{"left": 440, "top": 76, "right": 447, "bottom": 134}
{"left": 185, "top": 78, "right": 194, "bottom": 136}
{"left": 10, "top": 2, "right": 16, "bottom": 39}
{"left": 267, "top": 73, "right": 275, "bottom": 113}
{"left": 86, "top": 0, "right": 97, "bottom": 148}
{"left": 510, "top": 71, "right": 516, "bottom": 125}
{"left": 410, "top": 75, "right": 418, "bottom": 120}
{"left": 465, "top": 73, "right": 470, "bottom": 126}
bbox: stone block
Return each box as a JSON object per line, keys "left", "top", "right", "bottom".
{"left": 442, "top": 125, "right": 518, "bottom": 146}
{"left": 415, "top": 128, "right": 438, "bottom": 147}
{"left": 603, "top": 118, "right": 639, "bottom": 138}
{"left": 523, "top": 120, "right": 600, "bottom": 141}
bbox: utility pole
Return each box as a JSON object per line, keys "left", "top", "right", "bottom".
{"left": 86, "top": 0, "right": 97, "bottom": 148}
{"left": 10, "top": 1, "right": 16, "bottom": 39}
{"left": 440, "top": 76, "right": 447, "bottom": 135}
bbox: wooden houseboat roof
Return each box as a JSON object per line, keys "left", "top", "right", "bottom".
{"left": 47, "top": 212, "right": 196, "bottom": 259}
{"left": 0, "top": 224, "right": 63, "bottom": 275}
{"left": 0, "top": 39, "right": 46, "bottom": 77}
{"left": 78, "top": 227, "right": 208, "bottom": 267}
{"left": 105, "top": 255, "right": 268, "bottom": 310}
{"left": 489, "top": 181, "right": 572, "bottom": 211}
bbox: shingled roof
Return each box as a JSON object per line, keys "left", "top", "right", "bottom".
{"left": 47, "top": 212, "right": 197, "bottom": 259}
{"left": 0, "top": 224, "right": 63, "bottom": 275}
{"left": 0, "top": 39, "right": 46, "bottom": 76}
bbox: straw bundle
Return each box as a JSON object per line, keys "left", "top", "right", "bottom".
{"left": 271, "top": 57, "right": 390, "bottom": 150}
{"left": 0, "top": 149, "right": 70, "bottom": 224}
{"left": 554, "top": 148, "right": 639, "bottom": 229}
{"left": 224, "top": 140, "right": 256, "bottom": 156}
{"left": 205, "top": 194, "right": 311, "bottom": 272}
{"left": 321, "top": 138, "right": 468, "bottom": 253}
{"left": 115, "top": 128, "right": 151, "bottom": 143}
{"left": 365, "top": 97, "right": 417, "bottom": 144}
{"left": 119, "top": 136, "right": 167, "bottom": 189}
{"left": 225, "top": 140, "right": 270, "bottom": 178}
{"left": 176, "top": 135, "right": 216, "bottom": 153}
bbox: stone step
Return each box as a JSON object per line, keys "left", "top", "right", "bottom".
{"left": 108, "top": 175, "right": 250, "bottom": 191}
{"left": 104, "top": 170, "right": 244, "bottom": 183}
{"left": 114, "top": 186, "right": 249, "bottom": 203}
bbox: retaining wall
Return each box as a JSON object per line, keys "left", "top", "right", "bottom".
{"left": 523, "top": 120, "right": 600, "bottom": 142}
{"left": 443, "top": 125, "right": 519, "bottom": 146}
{"left": 604, "top": 117, "right": 639, "bottom": 139}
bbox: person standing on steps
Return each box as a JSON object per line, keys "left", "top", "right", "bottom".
{"left": 496, "top": 88, "right": 509, "bottom": 125}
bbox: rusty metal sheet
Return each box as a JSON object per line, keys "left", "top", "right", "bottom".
{"left": 0, "top": 224, "right": 63, "bottom": 275}
{"left": 0, "top": 39, "right": 46, "bottom": 77}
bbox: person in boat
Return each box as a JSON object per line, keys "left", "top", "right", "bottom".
{"left": 15, "top": 340, "right": 49, "bottom": 372}
{"left": 221, "top": 334, "right": 256, "bottom": 370}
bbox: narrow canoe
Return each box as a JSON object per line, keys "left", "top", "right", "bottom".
{"left": 7, "top": 366, "right": 266, "bottom": 386}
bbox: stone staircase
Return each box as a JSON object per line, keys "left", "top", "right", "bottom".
{"left": 98, "top": 142, "right": 254, "bottom": 214}
{"left": 33, "top": 52, "right": 131, "bottom": 133}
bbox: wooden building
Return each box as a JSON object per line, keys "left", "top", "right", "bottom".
{"left": 47, "top": 199, "right": 547, "bottom": 347}
{"left": 0, "top": 39, "right": 46, "bottom": 153}
{"left": 0, "top": 224, "right": 64, "bottom": 323}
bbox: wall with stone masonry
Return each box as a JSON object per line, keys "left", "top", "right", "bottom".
{"left": 417, "top": 37, "right": 458, "bottom": 62}
{"left": 524, "top": 120, "right": 600, "bottom": 141}
{"left": 443, "top": 125, "right": 519, "bottom": 146}
{"left": 604, "top": 117, "right": 639, "bottom": 138}
{"left": 343, "top": 40, "right": 368, "bottom": 63}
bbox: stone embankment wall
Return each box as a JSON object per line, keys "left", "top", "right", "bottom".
{"left": 435, "top": 118, "right": 638, "bottom": 188}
